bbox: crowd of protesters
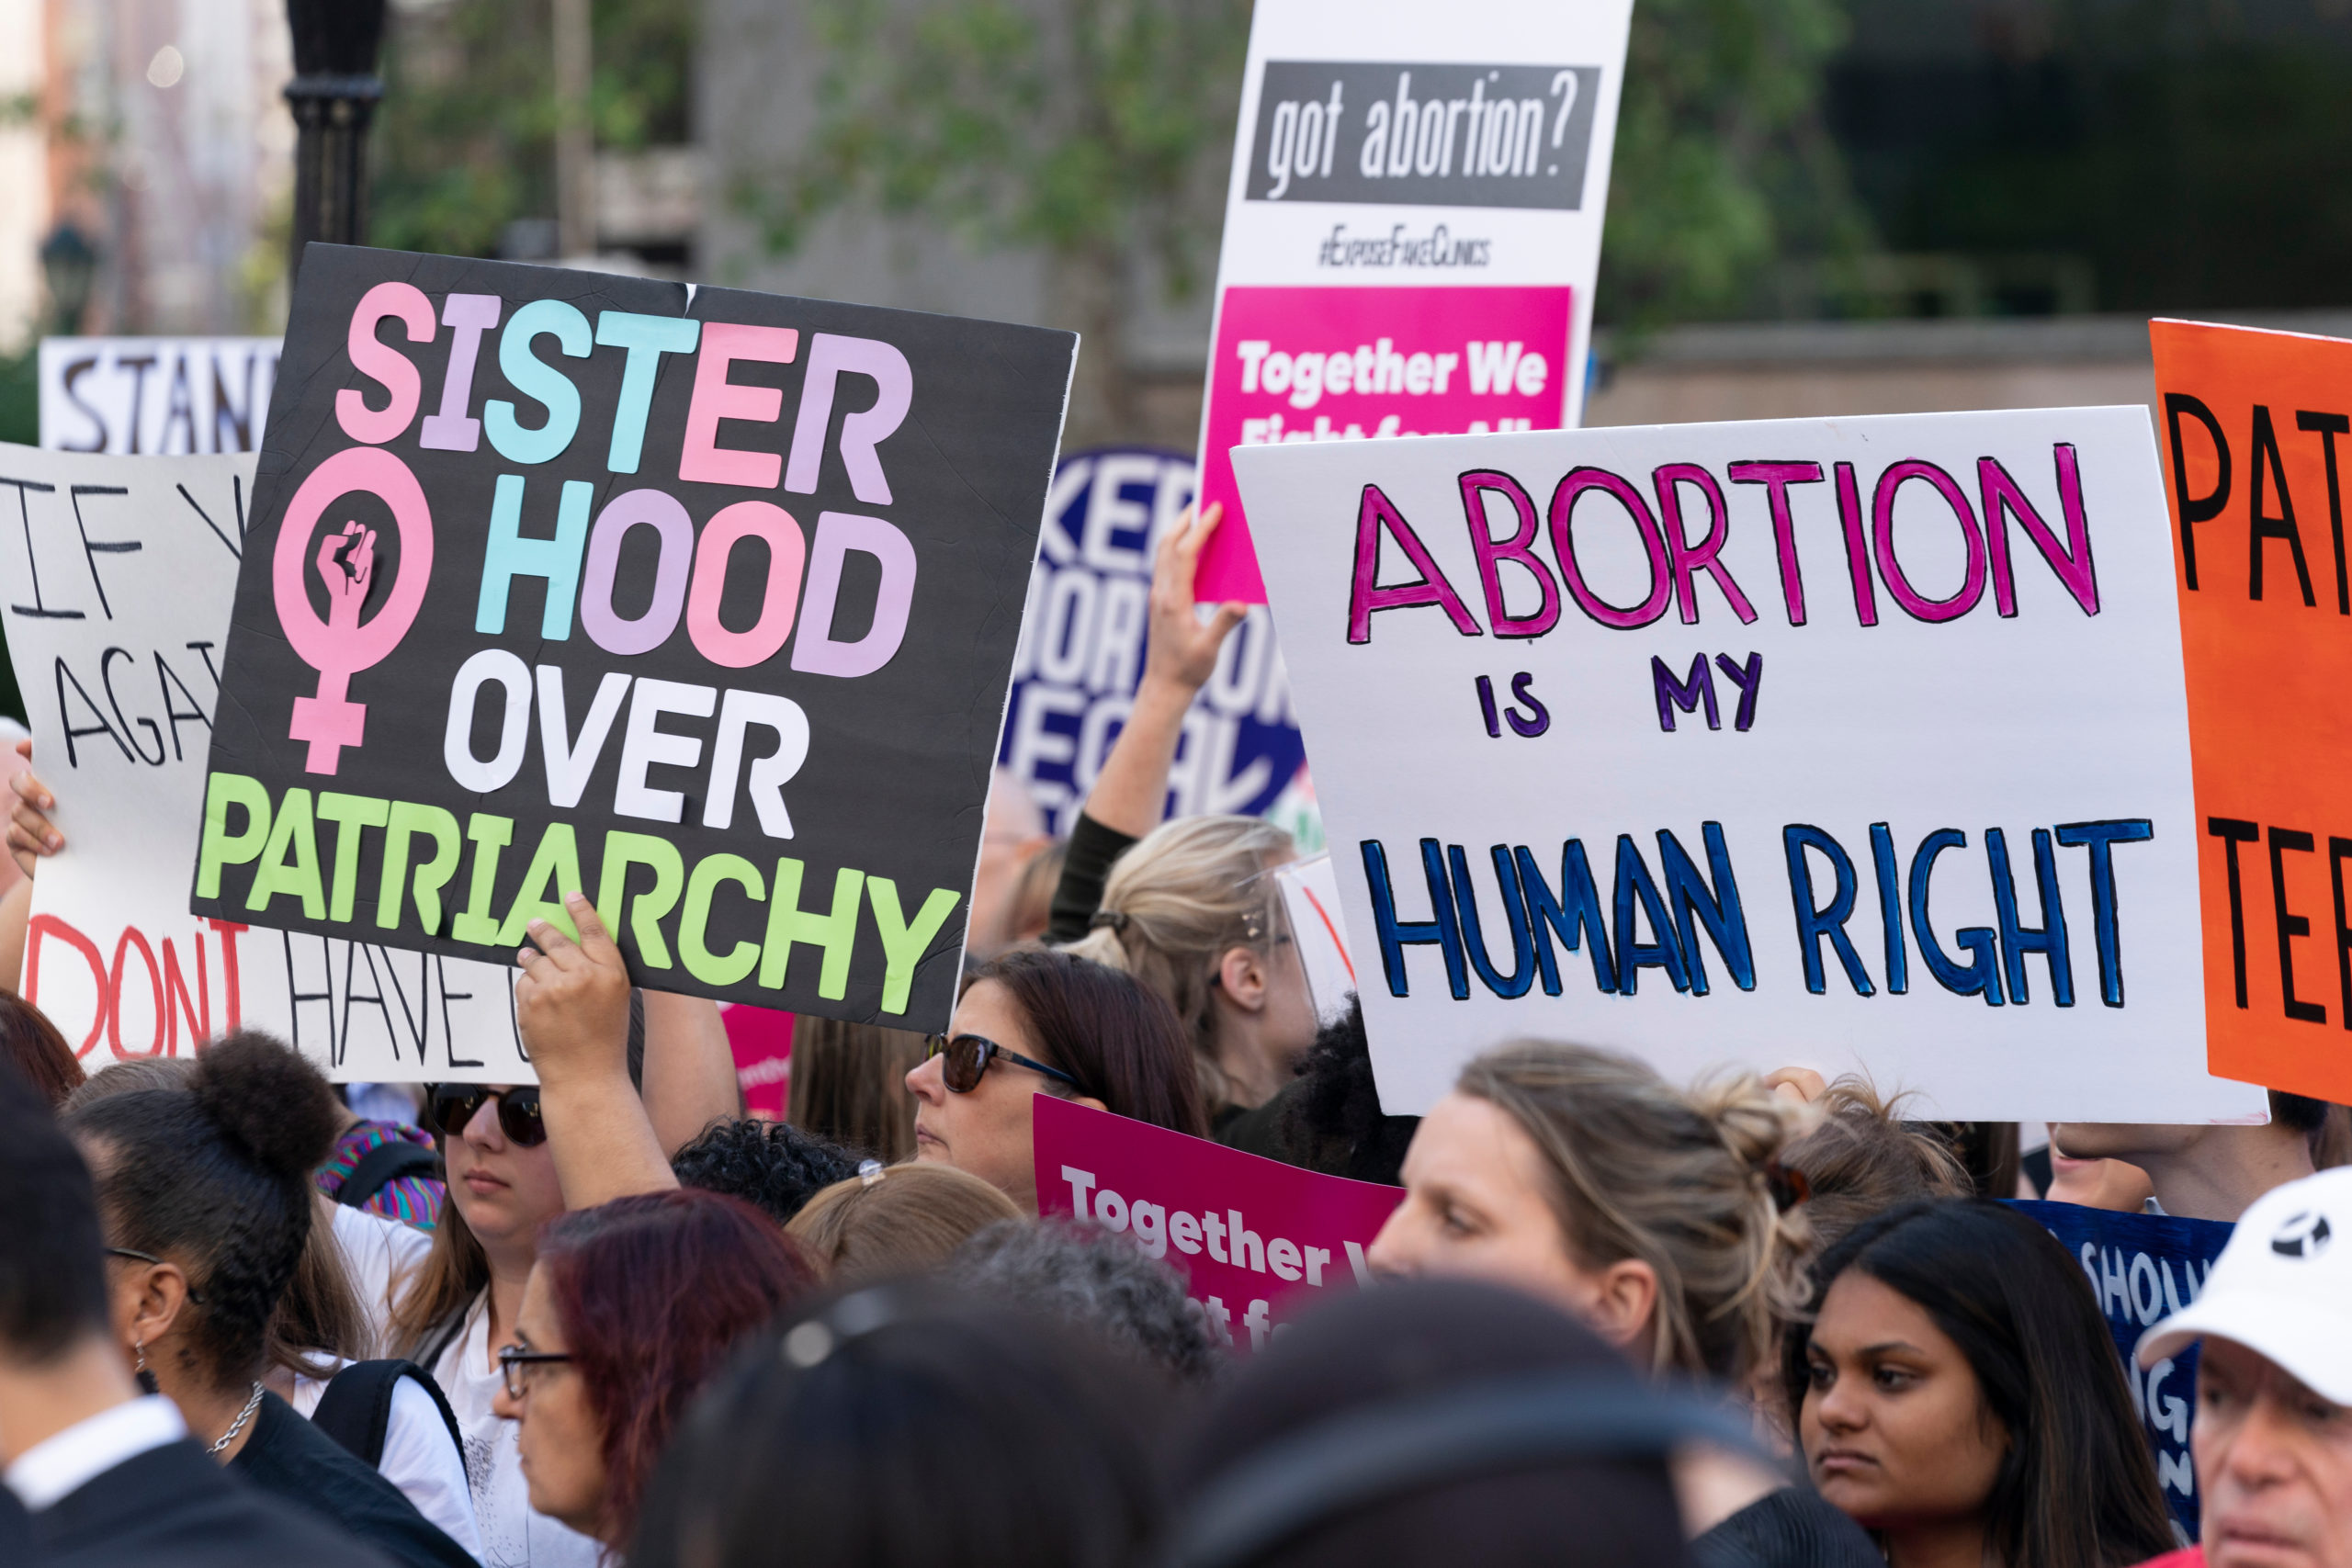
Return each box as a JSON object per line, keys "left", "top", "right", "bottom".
{"left": 2, "top": 502, "right": 2350, "bottom": 1568}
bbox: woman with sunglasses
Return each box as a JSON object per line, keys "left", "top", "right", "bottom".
{"left": 385, "top": 893, "right": 742, "bottom": 1568}
{"left": 389, "top": 1077, "right": 607, "bottom": 1568}
{"left": 486, "top": 1189, "right": 816, "bottom": 1551}
{"left": 907, "top": 946, "right": 1208, "bottom": 1212}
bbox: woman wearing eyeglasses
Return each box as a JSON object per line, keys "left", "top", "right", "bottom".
{"left": 484, "top": 1189, "right": 816, "bottom": 1551}
{"left": 386, "top": 1077, "right": 606, "bottom": 1568}
{"left": 906, "top": 947, "right": 1209, "bottom": 1212}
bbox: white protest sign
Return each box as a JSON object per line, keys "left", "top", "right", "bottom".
{"left": 1274, "top": 852, "right": 1357, "bottom": 1022}
{"left": 39, "top": 338, "right": 281, "bottom": 455}
{"left": 1192, "top": 0, "right": 1634, "bottom": 602}
{"left": 1235, "top": 409, "right": 2269, "bottom": 1122}
{"left": 0, "top": 444, "right": 527, "bottom": 1081}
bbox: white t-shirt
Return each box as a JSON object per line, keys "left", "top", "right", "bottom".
{"left": 292, "top": 1360, "right": 485, "bottom": 1560}
{"left": 432, "top": 1292, "right": 604, "bottom": 1568}
{"left": 328, "top": 1200, "right": 435, "bottom": 1358}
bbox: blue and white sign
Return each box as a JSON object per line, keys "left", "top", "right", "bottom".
{"left": 999, "top": 447, "right": 1306, "bottom": 834}
{"left": 2015, "top": 1199, "right": 2233, "bottom": 1544}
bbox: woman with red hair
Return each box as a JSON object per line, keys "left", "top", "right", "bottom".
{"left": 491, "top": 1188, "right": 818, "bottom": 1551}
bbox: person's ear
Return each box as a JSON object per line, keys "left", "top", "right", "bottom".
{"left": 1585, "top": 1258, "right": 1660, "bottom": 1353}
{"left": 1216, "top": 945, "right": 1269, "bottom": 1013}
{"left": 1073, "top": 1093, "right": 1108, "bottom": 1115}
{"left": 126, "top": 1260, "right": 194, "bottom": 1352}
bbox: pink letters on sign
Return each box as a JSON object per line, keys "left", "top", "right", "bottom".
{"left": 273, "top": 446, "right": 436, "bottom": 773}
{"left": 687, "top": 501, "right": 806, "bottom": 669}
{"left": 336, "top": 281, "right": 437, "bottom": 445}
{"left": 1033, "top": 1096, "right": 1402, "bottom": 1355}
{"left": 1195, "top": 283, "right": 1575, "bottom": 604}
{"left": 681, "top": 323, "right": 800, "bottom": 488}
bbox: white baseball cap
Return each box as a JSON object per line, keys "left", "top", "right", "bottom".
{"left": 2136, "top": 1165, "right": 2352, "bottom": 1406}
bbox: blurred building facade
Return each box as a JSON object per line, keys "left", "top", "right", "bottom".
{"left": 1, "top": 0, "right": 293, "bottom": 347}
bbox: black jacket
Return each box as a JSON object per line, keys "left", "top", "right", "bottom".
{"left": 27, "top": 1436, "right": 395, "bottom": 1568}
{"left": 229, "top": 1391, "right": 477, "bottom": 1568}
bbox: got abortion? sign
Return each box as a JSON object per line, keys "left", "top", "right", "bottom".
{"left": 1237, "top": 407, "right": 2269, "bottom": 1122}
{"left": 190, "top": 246, "right": 1075, "bottom": 1032}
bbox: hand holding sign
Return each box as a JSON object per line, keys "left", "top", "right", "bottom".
{"left": 516, "top": 889, "right": 678, "bottom": 1206}
{"left": 8, "top": 741, "right": 62, "bottom": 876}
{"left": 1148, "top": 503, "right": 1249, "bottom": 692}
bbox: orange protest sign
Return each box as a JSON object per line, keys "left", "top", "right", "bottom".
{"left": 2152, "top": 319, "right": 2352, "bottom": 1101}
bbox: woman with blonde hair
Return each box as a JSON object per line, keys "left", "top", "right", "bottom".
{"left": 786, "top": 1162, "right": 1021, "bottom": 1284}
{"left": 1060, "top": 813, "right": 1318, "bottom": 1126}
{"left": 1368, "top": 1039, "right": 1880, "bottom": 1568}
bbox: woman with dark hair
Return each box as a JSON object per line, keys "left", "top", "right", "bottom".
{"left": 907, "top": 947, "right": 1207, "bottom": 1211}
{"left": 787, "top": 1015, "right": 928, "bottom": 1162}
{"left": 62, "top": 1032, "right": 474, "bottom": 1568}
{"left": 488, "top": 1188, "right": 818, "bottom": 1551}
{"left": 0, "top": 989, "right": 82, "bottom": 1107}
{"left": 1785, "top": 1199, "right": 2176, "bottom": 1568}
{"left": 630, "top": 1284, "right": 1168, "bottom": 1568}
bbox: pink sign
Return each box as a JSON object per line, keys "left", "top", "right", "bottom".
{"left": 721, "top": 1002, "right": 795, "bottom": 1119}
{"left": 1033, "top": 1094, "right": 1404, "bottom": 1354}
{"left": 1195, "top": 285, "right": 1574, "bottom": 603}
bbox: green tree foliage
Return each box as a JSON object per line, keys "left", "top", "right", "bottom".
{"left": 1600, "top": 0, "right": 1873, "bottom": 327}
{"left": 371, "top": 0, "right": 694, "bottom": 258}
{"left": 738, "top": 0, "right": 1250, "bottom": 437}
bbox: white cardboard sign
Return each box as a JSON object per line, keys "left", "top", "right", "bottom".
{"left": 0, "top": 445, "right": 527, "bottom": 1080}
{"left": 1275, "top": 852, "right": 1358, "bottom": 1023}
{"left": 1191, "top": 0, "right": 1634, "bottom": 602}
{"left": 1234, "top": 409, "right": 2268, "bottom": 1122}
{"left": 39, "top": 337, "right": 281, "bottom": 455}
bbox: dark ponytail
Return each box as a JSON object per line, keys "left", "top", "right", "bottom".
{"left": 66, "top": 1032, "right": 342, "bottom": 1384}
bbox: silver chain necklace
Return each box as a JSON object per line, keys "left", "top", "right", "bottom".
{"left": 208, "top": 1382, "right": 265, "bottom": 1456}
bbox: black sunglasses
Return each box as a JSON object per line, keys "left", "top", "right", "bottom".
{"left": 424, "top": 1084, "right": 547, "bottom": 1146}
{"left": 926, "top": 1033, "right": 1084, "bottom": 1096}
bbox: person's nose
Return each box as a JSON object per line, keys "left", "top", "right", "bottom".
{"left": 1811, "top": 1369, "right": 1868, "bottom": 1435}
{"left": 466, "top": 1091, "right": 509, "bottom": 1150}
{"left": 491, "top": 1378, "right": 522, "bottom": 1422}
{"left": 907, "top": 1053, "right": 945, "bottom": 1105}
{"left": 1363, "top": 1202, "right": 1423, "bottom": 1280}
{"left": 2221, "top": 1386, "right": 2301, "bottom": 1491}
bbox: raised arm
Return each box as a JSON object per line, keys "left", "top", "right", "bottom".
{"left": 515, "top": 892, "right": 679, "bottom": 1206}
{"left": 639, "top": 990, "right": 744, "bottom": 1154}
{"left": 1081, "top": 502, "right": 1248, "bottom": 837}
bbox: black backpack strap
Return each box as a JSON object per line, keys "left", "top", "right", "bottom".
{"left": 336, "top": 1137, "right": 443, "bottom": 1211}
{"left": 313, "top": 1359, "right": 465, "bottom": 1471}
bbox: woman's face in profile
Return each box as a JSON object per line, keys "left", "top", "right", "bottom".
{"left": 1366, "top": 1093, "right": 1625, "bottom": 1329}
{"left": 1800, "top": 1269, "right": 2009, "bottom": 1533}
{"left": 905, "top": 979, "right": 1056, "bottom": 1212}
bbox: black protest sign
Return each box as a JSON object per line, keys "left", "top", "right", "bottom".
{"left": 192, "top": 245, "right": 1074, "bottom": 1030}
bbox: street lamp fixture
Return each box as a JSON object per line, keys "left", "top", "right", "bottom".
{"left": 38, "top": 223, "right": 96, "bottom": 335}
{"left": 283, "top": 0, "right": 389, "bottom": 287}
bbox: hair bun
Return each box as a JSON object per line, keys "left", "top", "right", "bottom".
{"left": 188, "top": 1032, "right": 341, "bottom": 1184}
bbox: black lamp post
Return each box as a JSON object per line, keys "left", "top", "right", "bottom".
{"left": 284, "top": 0, "right": 389, "bottom": 286}
{"left": 38, "top": 223, "right": 97, "bottom": 334}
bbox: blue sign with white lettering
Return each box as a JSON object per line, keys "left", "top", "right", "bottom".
{"left": 998, "top": 447, "right": 1306, "bottom": 835}
{"left": 2014, "top": 1199, "right": 2233, "bottom": 1543}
